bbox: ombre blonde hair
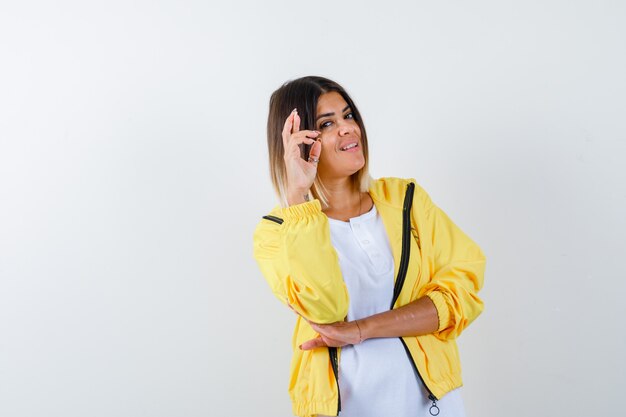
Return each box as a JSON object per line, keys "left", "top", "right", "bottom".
{"left": 266, "top": 76, "right": 372, "bottom": 208}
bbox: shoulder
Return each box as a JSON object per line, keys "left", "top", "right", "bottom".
{"left": 255, "top": 198, "right": 325, "bottom": 236}
{"left": 253, "top": 203, "right": 284, "bottom": 238}
{"left": 369, "top": 176, "right": 432, "bottom": 208}
{"left": 264, "top": 204, "right": 283, "bottom": 218}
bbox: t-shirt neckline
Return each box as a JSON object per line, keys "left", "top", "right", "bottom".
{"left": 327, "top": 202, "right": 377, "bottom": 225}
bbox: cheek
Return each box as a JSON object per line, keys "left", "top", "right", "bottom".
{"left": 317, "top": 141, "right": 339, "bottom": 170}
{"left": 320, "top": 140, "right": 336, "bottom": 157}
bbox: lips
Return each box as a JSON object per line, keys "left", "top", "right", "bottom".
{"left": 339, "top": 141, "right": 359, "bottom": 151}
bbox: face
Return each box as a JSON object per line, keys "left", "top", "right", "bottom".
{"left": 315, "top": 91, "right": 365, "bottom": 180}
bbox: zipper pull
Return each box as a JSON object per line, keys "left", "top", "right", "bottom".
{"left": 428, "top": 394, "right": 440, "bottom": 416}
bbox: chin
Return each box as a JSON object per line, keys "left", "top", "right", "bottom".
{"left": 346, "top": 158, "right": 366, "bottom": 175}
{"left": 320, "top": 154, "right": 366, "bottom": 178}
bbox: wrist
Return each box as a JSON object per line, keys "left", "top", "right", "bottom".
{"left": 354, "top": 319, "right": 364, "bottom": 344}
{"left": 287, "top": 189, "right": 311, "bottom": 206}
{"left": 358, "top": 315, "right": 376, "bottom": 341}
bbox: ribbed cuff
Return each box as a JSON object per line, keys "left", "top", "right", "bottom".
{"left": 425, "top": 290, "right": 451, "bottom": 333}
{"left": 281, "top": 199, "right": 322, "bottom": 221}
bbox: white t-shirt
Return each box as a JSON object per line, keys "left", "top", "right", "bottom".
{"left": 318, "top": 203, "right": 466, "bottom": 417}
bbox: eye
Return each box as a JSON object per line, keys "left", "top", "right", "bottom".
{"left": 318, "top": 112, "right": 355, "bottom": 129}
{"left": 319, "top": 120, "right": 332, "bottom": 129}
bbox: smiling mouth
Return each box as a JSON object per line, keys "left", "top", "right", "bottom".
{"left": 340, "top": 143, "right": 359, "bottom": 151}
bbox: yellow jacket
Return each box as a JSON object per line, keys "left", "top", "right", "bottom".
{"left": 253, "top": 177, "right": 486, "bottom": 417}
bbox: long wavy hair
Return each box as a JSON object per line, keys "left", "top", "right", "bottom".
{"left": 266, "top": 76, "right": 372, "bottom": 208}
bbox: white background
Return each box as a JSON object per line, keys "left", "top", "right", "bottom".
{"left": 1, "top": 1, "right": 625, "bottom": 416}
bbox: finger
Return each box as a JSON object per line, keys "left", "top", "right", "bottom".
{"left": 300, "top": 337, "right": 326, "bottom": 350}
{"left": 309, "top": 322, "right": 330, "bottom": 336}
{"left": 284, "top": 143, "right": 314, "bottom": 163}
{"left": 309, "top": 321, "right": 322, "bottom": 329}
{"left": 292, "top": 110, "right": 300, "bottom": 134}
{"left": 286, "top": 302, "right": 298, "bottom": 314}
{"left": 284, "top": 137, "right": 318, "bottom": 162}
{"left": 308, "top": 139, "right": 322, "bottom": 160}
{"left": 282, "top": 109, "right": 297, "bottom": 147}
{"left": 286, "top": 302, "right": 306, "bottom": 319}
{"left": 302, "top": 130, "right": 321, "bottom": 139}
{"left": 289, "top": 133, "right": 318, "bottom": 145}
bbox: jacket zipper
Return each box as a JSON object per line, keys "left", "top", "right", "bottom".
{"left": 328, "top": 346, "right": 341, "bottom": 414}
{"left": 392, "top": 182, "right": 440, "bottom": 416}
{"left": 399, "top": 338, "right": 440, "bottom": 415}
{"left": 390, "top": 182, "right": 415, "bottom": 309}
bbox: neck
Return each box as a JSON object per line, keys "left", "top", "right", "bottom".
{"left": 319, "top": 175, "right": 360, "bottom": 211}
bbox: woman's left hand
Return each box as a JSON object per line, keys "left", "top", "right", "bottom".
{"left": 300, "top": 321, "right": 362, "bottom": 350}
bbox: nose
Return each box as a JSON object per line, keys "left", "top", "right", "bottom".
{"left": 338, "top": 119, "right": 355, "bottom": 136}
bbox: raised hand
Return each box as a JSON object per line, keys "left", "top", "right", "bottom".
{"left": 282, "top": 108, "right": 322, "bottom": 205}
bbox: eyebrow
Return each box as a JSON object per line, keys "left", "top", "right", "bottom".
{"left": 315, "top": 104, "right": 351, "bottom": 122}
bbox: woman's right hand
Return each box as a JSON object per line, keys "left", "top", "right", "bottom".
{"left": 282, "top": 108, "right": 322, "bottom": 204}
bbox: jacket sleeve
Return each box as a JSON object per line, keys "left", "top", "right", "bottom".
{"left": 252, "top": 199, "right": 349, "bottom": 324}
{"left": 413, "top": 181, "right": 486, "bottom": 340}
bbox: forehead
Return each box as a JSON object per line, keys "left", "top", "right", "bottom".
{"left": 316, "top": 91, "right": 348, "bottom": 113}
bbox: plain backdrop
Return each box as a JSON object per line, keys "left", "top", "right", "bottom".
{"left": 1, "top": 1, "right": 625, "bottom": 416}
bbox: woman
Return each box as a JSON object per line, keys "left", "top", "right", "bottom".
{"left": 253, "top": 76, "right": 486, "bottom": 417}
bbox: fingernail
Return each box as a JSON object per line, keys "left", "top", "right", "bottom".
{"left": 299, "top": 344, "right": 303, "bottom": 350}
{"left": 291, "top": 108, "right": 297, "bottom": 113}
